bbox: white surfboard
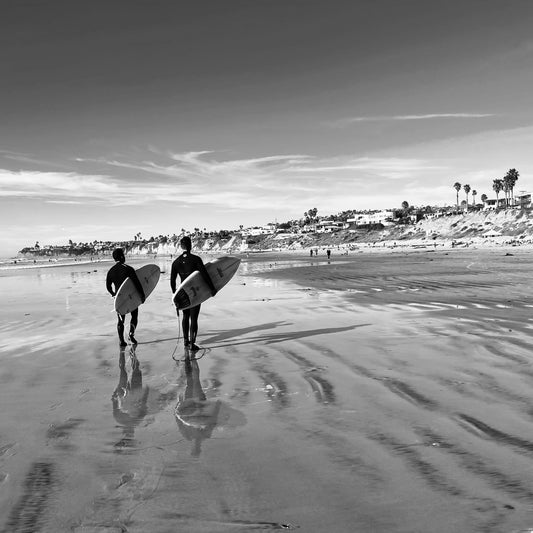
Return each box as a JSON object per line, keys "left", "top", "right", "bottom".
{"left": 114, "top": 264, "right": 161, "bottom": 315}
{"left": 172, "top": 256, "right": 241, "bottom": 311}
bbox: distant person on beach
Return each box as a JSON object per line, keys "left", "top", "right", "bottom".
{"left": 326, "top": 249, "right": 331, "bottom": 259}
{"left": 106, "top": 248, "right": 145, "bottom": 347}
{"left": 310, "top": 249, "right": 313, "bottom": 257}
{"left": 170, "top": 236, "right": 217, "bottom": 352}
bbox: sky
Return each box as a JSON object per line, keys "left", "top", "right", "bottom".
{"left": 2, "top": 0, "right": 533, "bottom": 255}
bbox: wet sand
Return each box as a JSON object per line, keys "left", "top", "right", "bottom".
{"left": 1, "top": 248, "right": 533, "bottom": 532}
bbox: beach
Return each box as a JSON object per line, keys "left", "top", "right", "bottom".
{"left": 1, "top": 248, "right": 533, "bottom": 532}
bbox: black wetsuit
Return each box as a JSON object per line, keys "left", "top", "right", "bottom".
{"left": 106, "top": 262, "right": 145, "bottom": 301}
{"left": 170, "top": 252, "right": 216, "bottom": 346}
{"left": 170, "top": 252, "right": 215, "bottom": 293}
{"left": 106, "top": 262, "right": 145, "bottom": 341}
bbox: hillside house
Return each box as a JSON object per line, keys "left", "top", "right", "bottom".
{"left": 314, "top": 220, "right": 344, "bottom": 233}
{"left": 345, "top": 210, "right": 395, "bottom": 228}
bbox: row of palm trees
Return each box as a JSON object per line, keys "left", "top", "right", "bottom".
{"left": 453, "top": 168, "right": 520, "bottom": 211}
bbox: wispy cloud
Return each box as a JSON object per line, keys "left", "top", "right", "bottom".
{"left": 332, "top": 113, "right": 495, "bottom": 127}
{"left": 2, "top": 150, "right": 443, "bottom": 215}
{"left": 1, "top": 150, "right": 72, "bottom": 169}
{"left": 285, "top": 156, "right": 445, "bottom": 180}
{"left": 0, "top": 171, "right": 118, "bottom": 198}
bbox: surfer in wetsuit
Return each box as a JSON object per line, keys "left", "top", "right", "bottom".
{"left": 170, "top": 236, "right": 216, "bottom": 352}
{"left": 106, "top": 248, "right": 146, "bottom": 347}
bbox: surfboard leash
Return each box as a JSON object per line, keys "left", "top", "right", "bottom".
{"left": 171, "top": 308, "right": 183, "bottom": 362}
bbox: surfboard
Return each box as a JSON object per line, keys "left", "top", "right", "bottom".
{"left": 172, "top": 256, "right": 241, "bottom": 310}
{"left": 114, "top": 264, "right": 161, "bottom": 315}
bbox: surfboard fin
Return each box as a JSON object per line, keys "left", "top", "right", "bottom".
{"left": 174, "top": 288, "right": 191, "bottom": 310}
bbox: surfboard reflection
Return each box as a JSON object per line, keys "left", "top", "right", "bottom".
{"left": 112, "top": 345, "right": 149, "bottom": 451}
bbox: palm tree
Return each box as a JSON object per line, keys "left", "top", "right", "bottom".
{"left": 481, "top": 193, "right": 488, "bottom": 204}
{"left": 453, "top": 182, "right": 461, "bottom": 210}
{"left": 503, "top": 180, "right": 511, "bottom": 208}
{"left": 463, "top": 184, "right": 471, "bottom": 211}
{"left": 472, "top": 189, "right": 477, "bottom": 207}
{"left": 504, "top": 168, "right": 519, "bottom": 207}
{"left": 492, "top": 179, "right": 503, "bottom": 208}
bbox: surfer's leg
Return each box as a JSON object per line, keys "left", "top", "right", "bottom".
{"left": 190, "top": 305, "right": 201, "bottom": 351}
{"left": 182, "top": 309, "right": 191, "bottom": 346}
{"left": 128, "top": 309, "right": 139, "bottom": 344}
{"left": 117, "top": 313, "right": 127, "bottom": 347}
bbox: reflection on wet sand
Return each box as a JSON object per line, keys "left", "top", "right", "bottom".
{"left": 111, "top": 345, "right": 149, "bottom": 451}
{"left": 175, "top": 355, "right": 221, "bottom": 456}
{"left": 175, "top": 352, "right": 246, "bottom": 456}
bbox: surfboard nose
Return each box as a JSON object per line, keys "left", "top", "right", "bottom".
{"left": 174, "top": 288, "right": 191, "bottom": 310}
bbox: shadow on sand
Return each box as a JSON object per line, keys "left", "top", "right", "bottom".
{"left": 204, "top": 323, "right": 369, "bottom": 348}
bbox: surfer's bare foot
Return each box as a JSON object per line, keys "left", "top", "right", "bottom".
{"left": 191, "top": 343, "right": 200, "bottom": 352}
{"left": 119, "top": 341, "right": 127, "bottom": 348}
{"left": 184, "top": 339, "right": 190, "bottom": 347}
{"left": 128, "top": 334, "right": 138, "bottom": 345}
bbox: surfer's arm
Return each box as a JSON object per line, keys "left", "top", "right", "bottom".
{"left": 106, "top": 271, "right": 116, "bottom": 296}
{"left": 197, "top": 259, "right": 217, "bottom": 296}
{"left": 170, "top": 261, "right": 178, "bottom": 293}
{"left": 127, "top": 266, "right": 146, "bottom": 303}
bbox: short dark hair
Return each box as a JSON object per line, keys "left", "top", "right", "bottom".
{"left": 180, "top": 236, "right": 192, "bottom": 251}
{"left": 112, "top": 248, "right": 124, "bottom": 261}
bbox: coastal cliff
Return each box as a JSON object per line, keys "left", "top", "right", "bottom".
{"left": 18, "top": 209, "right": 533, "bottom": 258}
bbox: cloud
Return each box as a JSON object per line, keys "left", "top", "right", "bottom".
{"left": 332, "top": 113, "right": 495, "bottom": 127}
{"left": 285, "top": 156, "right": 445, "bottom": 180}
{"left": 1, "top": 150, "right": 446, "bottom": 215}
{"left": 0, "top": 170, "right": 118, "bottom": 198}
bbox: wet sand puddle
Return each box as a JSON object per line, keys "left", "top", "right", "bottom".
{"left": 2, "top": 251, "right": 533, "bottom": 531}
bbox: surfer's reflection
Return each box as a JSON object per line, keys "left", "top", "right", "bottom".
{"left": 111, "top": 345, "right": 149, "bottom": 450}
{"left": 174, "top": 354, "right": 247, "bottom": 456}
{"left": 175, "top": 355, "right": 221, "bottom": 456}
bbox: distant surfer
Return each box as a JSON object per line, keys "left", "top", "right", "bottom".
{"left": 106, "top": 248, "right": 146, "bottom": 347}
{"left": 170, "top": 236, "right": 217, "bottom": 352}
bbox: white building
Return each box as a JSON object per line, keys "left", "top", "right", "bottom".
{"left": 241, "top": 225, "right": 276, "bottom": 236}
{"left": 314, "top": 220, "right": 344, "bottom": 233}
{"left": 346, "top": 210, "right": 395, "bottom": 227}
